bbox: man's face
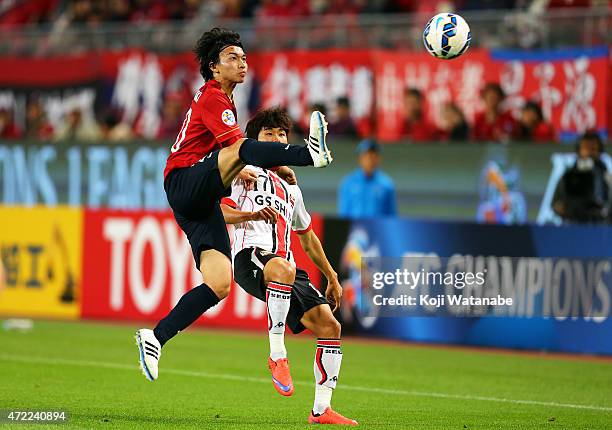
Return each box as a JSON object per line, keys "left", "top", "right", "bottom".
{"left": 521, "top": 108, "right": 539, "bottom": 128}
{"left": 212, "top": 45, "right": 247, "bottom": 84}
{"left": 483, "top": 89, "right": 502, "bottom": 110}
{"left": 337, "top": 103, "right": 350, "bottom": 119}
{"left": 578, "top": 139, "right": 600, "bottom": 160}
{"left": 257, "top": 127, "right": 288, "bottom": 144}
{"left": 404, "top": 94, "right": 421, "bottom": 116}
{"left": 359, "top": 150, "right": 380, "bottom": 176}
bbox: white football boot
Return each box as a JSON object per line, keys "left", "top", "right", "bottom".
{"left": 135, "top": 329, "right": 161, "bottom": 381}
{"left": 306, "top": 111, "right": 332, "bottom": 168}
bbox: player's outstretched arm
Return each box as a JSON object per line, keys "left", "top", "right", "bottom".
{"left": 298, "top": 230, "right": 342, "bottom": 311}
{"left": 220, "top": 204, "right": 279, "bottom": 225}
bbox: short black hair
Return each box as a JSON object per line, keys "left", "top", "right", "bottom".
{"left": 482, "top": 82, "right": 505, "bottom": 99}
{"left": 405, "top": 88, "right": 422, "bottom": 100}
{"left": 337, "top": 96, "right": 350, "bottom": 108}
{"left": 310, "top": 103, "right": 327, "bottom": 116}
{"left": 577, "top": 130, "right": 604, "bottom": 153}
{"left": 193, "top": 28, "right": 243, "bottom": 81}
{"left": 522, "top": 100, "right": 543, "bottom": 122}
{"left": 245, "top": 107, "right": 292, "bottom": 139}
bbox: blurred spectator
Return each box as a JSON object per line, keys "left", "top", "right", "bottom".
{"left": 460, "top": 0, "right": 517, "bottom": 9}
{"left": 402, "top": 88, "right": 438, "bottom": 142}
{"left": 130, "top": 0, "right": 168, "bottom": 22}
{"left": 70, "top": 0, "right": 96, "bottom": 24}
{"left": 54, "top": 108, "right": 101, "bottom": 141}
{"left": 0, "top": 0, "right": 59, "bottom": 27}
{"left": 439, "top": 103, "right": 469, "bottom": 141}
{"left": 546, "top": 0, "right": 591, "bottom": 8}
{"left": 157, "top": 93, "right": 185, "bottom": 139}
{"left": 25, "top": 98, "right": 54, "bottom": 140}
{"left": 108, "top": 0, "right": 131, "bottom": 22}
{"left": 0, "top": 107, "right": 21, "bottom": 139}
{"left": 338, "top": 139, "right": 397, "bottom": 218}
{"left": 296, "top": 102, "right": 327, "bottom": 136}
{"left": 100, "top": 109, "right": 132, "bottom": 141}
{"left": 516, "top": 100, "right": 555, "bottom": 143}
{"left": 255, "top": 0, "right": 309, "bottom": 18}
{"left": 329, "top": 96, "right": 358, "bottom": 137}
{"left": 472, "top": 82, "right": 517, "bottom": 142}
{"left": 552, "top": 131, "right": 610, "bottom": 223}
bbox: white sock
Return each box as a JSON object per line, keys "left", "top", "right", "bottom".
{"left": 313, "top": 338, "right": 343, "bottom": 414}
{"left": 266, "top": 282, "right": 292, "bottom": 361}
{"left": 313, "top": 385, "right": 333, "bottom": 415}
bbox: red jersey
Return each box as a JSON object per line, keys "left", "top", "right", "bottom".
{"left": 472, "top": 111, "right": 517, "bottom": 142}
{"left": 402, "top": 118, "right": 439, "bottom": 142}
{"left": 164, "top": 79, "right": 243, "bottom": 179}
{"left": 530, "top": 122, "right": 556, "bottom": 143}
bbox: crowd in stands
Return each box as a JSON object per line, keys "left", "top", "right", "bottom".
{"left": 399, "top": 82, "right": 556, "bottom": 143}
{"left": 0, "top": 80, "right": 582, "bottom": 144}
{"left": 0, "top": 0, "right": 607, "bottom": 28}
{"left": 303, "top": 81, "right": 560, "bottom": 143}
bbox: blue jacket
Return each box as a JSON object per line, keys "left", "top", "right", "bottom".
{"left": 337, "top": 169, "right": 397, "bottom": 218}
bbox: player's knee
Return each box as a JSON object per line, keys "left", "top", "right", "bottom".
{"left": 208, "top": 279, "right": 231, "bottom": 300}
{"left": 202, "top": 270, "right": 232, "bottom": 300}
{"left": 265, "top": 259, "right": 296, "bottom": 285}
{"left": 316, "top": 316, "right": 341, "bottom": 339}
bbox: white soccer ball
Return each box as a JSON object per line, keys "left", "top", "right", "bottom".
{"left": 423, "top": 13, "right": 471, "bottom": 60}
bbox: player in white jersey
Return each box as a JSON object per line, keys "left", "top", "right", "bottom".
{"left": 221, "top": 108, "right": 357, "bottom": 426}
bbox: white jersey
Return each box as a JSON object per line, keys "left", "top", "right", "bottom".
{"left": 222, "top": 166, "right": 312, "bottom": 263}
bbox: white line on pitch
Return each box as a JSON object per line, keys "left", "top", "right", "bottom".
{"left": 1, "top": 354, "right": 611, "bottom": 413}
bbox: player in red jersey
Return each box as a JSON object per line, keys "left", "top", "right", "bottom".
{"left": 136, "top": 28, "right": 333, "bottom": 381}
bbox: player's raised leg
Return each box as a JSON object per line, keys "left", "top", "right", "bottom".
{"left": 216, "top": 111, "right": 331, "bottom": 188}
{"left": 301, "top": 305, "right": 358, "bottom": 425}
{"left": 263, "top": 257, "right": 297, "bottom": 396}
{"left": 136, "top": 249, "right": 231, "bottom": 381}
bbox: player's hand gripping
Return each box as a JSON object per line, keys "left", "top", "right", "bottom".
{"left": 238, "top": 168, "right": 258, "bottom": 190}
{"left": 276, "top": 166, "right": 297, "bottom": 185}
{"left": 250, "top": 207, "right": 279, "bottom": 224}
{"left": 325, "top": 273, "right": 342, "bottom": 312}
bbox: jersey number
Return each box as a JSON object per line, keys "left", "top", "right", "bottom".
{"left": 171, "top": 108, "right": 192, "bottom": 153}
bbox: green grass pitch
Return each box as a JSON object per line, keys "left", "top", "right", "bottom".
{"left": 1, "top": 320, "right": 611, "bottom": 429}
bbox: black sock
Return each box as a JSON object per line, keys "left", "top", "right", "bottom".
{"left": 238, "top": 138, "right": 313, "bottom": 167}
{"left": 153, "top": 283, "right": 220, "bottom": 347}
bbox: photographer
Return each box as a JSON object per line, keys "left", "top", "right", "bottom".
{"left": 552, "top": 131, "right": 610, "bottom": 224}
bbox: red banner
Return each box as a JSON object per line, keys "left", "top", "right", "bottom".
{"left": 253, "top": 50, "right": 374, "bottom": 136}
{"left": 80, "top": 209, "right": 323, "bottom": 329}
{"left": 0, "top": 47, "right": 608, "bottom": 142}
{"left": 373, "top": 47, "right": 610, "bottom": 141}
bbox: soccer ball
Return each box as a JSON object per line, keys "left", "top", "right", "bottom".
{"left": 423, "top": 13, "right": 471, "bottom": 60}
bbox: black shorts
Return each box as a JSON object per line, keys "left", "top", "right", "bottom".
{"left": 234, "top": 247, "right": 329, "bottom": 334}
{"left": 164, "top": 150, "right": 232, "bottom": 268}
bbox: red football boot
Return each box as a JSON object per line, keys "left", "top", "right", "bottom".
{"left": 308, "top": 407, "right": 358, "bottom": 425}
{"left": 268, "top": 357, "right": 294, "bottom": 396}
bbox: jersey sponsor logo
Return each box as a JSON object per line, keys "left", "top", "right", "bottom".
{"left": 221, "top": 109, "right": 236, "bottom": 126}
{"left": 254, "top": 194, "right": 289, "bottom": 218}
